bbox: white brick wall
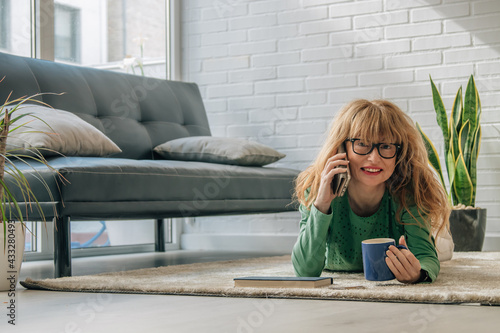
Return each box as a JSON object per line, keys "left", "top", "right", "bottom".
{"left": 180, "top": 0, "right": 500, "bottom": 250}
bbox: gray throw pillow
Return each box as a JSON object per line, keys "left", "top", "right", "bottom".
{"left": 6, "top": 105, "right": 122, "bottom": 157}
{"left": 154, "top": 136, "right": 285, "bottom": 166}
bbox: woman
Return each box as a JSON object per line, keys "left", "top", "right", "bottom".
{"left": 292, "top": 99, "right": 451, "bottom": 283}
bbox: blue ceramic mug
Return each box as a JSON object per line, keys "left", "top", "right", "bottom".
{"left": 361, "top": 238, "right": 401, "bottom": 281}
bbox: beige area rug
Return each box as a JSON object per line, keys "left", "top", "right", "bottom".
{"left": 21, "top": 252, "right": 500, "bottom": 305}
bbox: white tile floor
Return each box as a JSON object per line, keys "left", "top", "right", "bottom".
{"left": 2, "top": 250, "right": 499, "bottom": 332}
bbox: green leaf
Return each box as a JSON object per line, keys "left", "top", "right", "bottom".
{"left": 448, "top": 117, "right": 460, "bottom": 205}
{"left": 476, "top": 90, "right": 482, "bottom": 130}
{"left": 453, "top": 153, "right": 473, "bottom": 207}
{"left": 447, "top": 116, "right": 459, "bottom": 186}
{"left": 416, "top": 122, "right": 446, "bottom": 191}
{"left": 451, "top": 86, "right": 463, "bottom": 136}
{"left": 0, "top": 90, "right": 63, "bottom": 246}
{"left": 0, "top": 178, "right": 25, "bottom": 222}
{"left": 459, "top": 120, "right": 470, "bottom": 163}
{"left": 463, "top": 128, "right": 474, "bottom": 172}
{"left": 454, "top": 121, "right": 473, "bottom": 206}
{"left": 446, "top": 149, "right": 455, "bottom": 203}
{"left": 430, "top": 77, "right": 449, "bottom": 156}
{"left": 469, "top": 126, "right": 481, "bottom": 207}
{"left": 463, "top": 75, "right": 478, "bottom": 144}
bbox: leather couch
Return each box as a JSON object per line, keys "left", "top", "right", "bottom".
{"left": 0, "top": 52, "right": 299, "bottom": 277}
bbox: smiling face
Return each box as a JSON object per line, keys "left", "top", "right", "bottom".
{"left": 345, "top": 139, "right": 397, "bottom": 190}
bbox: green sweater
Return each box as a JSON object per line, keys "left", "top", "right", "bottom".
{"left": 292, "top": 189, "right": 440, "bottom": 282}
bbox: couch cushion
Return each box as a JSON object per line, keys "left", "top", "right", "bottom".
{"left": 7, "top": 105, "right": 122, "bottom": 157}
{"left": 43, "top": 157, "right": 298, "bottom": 219}
{"left": 24, "top": 55, "right": 98, "bottom": 116}
{"left": 0, "top": 53, "right": 42, "bottom": 103}
{"left": 154, "top": 136, "right": 286, "bottom": 166}
{"left": 6, "top": 159, "right": 62, "bottom": 221}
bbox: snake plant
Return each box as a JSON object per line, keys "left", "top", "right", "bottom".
{"left": 416, "top": 75, "right": 481, "bottom": 208}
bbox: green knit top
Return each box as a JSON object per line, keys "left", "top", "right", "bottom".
{"left": 292, "top": 189, "right": 440, "bottom": 282}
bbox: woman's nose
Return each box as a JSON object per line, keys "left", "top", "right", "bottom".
{"left": 367, "top": 148, "right": 381, "bottom": 161}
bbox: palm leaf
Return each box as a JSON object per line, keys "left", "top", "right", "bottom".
{"left": 0, "top": 177, "right": 27, "bottom": 223}
{"left": 0, "top": 88, "right": 63, "bottom": 247}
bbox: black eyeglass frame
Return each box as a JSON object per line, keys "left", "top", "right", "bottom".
{"left": 345, "top": 138, "right": 401, "bottom": 159}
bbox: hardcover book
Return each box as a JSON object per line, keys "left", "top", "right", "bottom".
{"left": 233, "top": 276, "right": 333, "bottom": 289}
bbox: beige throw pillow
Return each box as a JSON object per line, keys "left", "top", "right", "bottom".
{"left": 6, "top": 105, "right": 121, "bottom": 157}
{"left": 154, "top": 136, "right": 285, "bottom": 166}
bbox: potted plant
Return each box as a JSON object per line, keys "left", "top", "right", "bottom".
{"left": 416, "top": 75, "right": 486, "bottom": 251}
{"left": 0, "top": 79, "right": 60, "bottom": 291}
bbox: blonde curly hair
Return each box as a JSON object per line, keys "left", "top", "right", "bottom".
{"left": 294, "top": 99, "right": 450, "bottom": 238}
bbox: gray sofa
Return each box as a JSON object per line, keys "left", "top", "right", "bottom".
{"left": 0, "top": 52, "right": 299, "bottom": 278}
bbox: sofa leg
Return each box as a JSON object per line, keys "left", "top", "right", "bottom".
{"left": 155, "top": 218, "right": 166, "bottom": 252}
{"left": 54, "top": 216, "right": 72, "bottom": 278}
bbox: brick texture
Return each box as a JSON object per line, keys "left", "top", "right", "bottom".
{"left": 182, "top": 0, "right": 500, "bottom": 240}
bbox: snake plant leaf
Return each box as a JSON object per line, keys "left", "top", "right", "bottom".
{"left": 445, "top": 148, "right": 455, "bottom": 202}
{"left": 464, "top": 75, "right": 478, "bottom": 145}
{"left": 454, "top": 121, "right": 473, "bottom": 206}
{"left": 476, "top": 90, "right": 482, "bottom": 130}
{"left": 416, "top": 122, "right": 446, "bottom": 189}
{"left": 463, "top": 128, "right": 474, "bottom": 172}
{"left": 449, "top": 119, "right": 461, "bottom": 205}
{"left": 430, "top": 77, "right": 449, "bottom": 155}
{"left": 448, "top": 116, "right": 459, "bottom": 184}
{"left": 470, "top": 126, "right": 482, "bottom": 207}
{"left": 459, "top": 120, "right": 470, "bottom": 162}
{"left": 453, "top": 152, "right": 473, "bottom": 207}
{"left": 421, "top": 75, "right": 481, "bottom": 207}
{"left": 451, "top": 86, "right": 463, "bottom": 136}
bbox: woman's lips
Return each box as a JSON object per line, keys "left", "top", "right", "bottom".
{"left": 361, "top": 167, "right": 382, "bottom": 175}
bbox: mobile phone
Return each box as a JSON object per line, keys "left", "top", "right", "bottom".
{"left": 331, "top": 143, "right": 350, "bottom": 197}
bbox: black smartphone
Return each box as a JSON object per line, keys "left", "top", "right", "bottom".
{"left": 331, "top": 143, "right": 350, "bottom": 197}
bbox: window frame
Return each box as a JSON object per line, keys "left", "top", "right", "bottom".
{"left": 19, "top": 0, "right": 182, "bottom": 261}
{"left": 0, "top": 0, "right": 11, "bottom": 50}
{"left": 53, "top": 3, "right": 81, "bottom": 63}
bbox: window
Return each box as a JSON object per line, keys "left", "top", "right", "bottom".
{"left": 0, "top": 0, "right": 177, "bottom": 258}
{"left": 53, "top": 0, "right": 167, "bottom": 79}
{"left": 54, "top": 4, "right": 81, "bottom": 63}
{"left": 24, "top": 222, "right": 38, "bottom": 252}
{"left": 0, "top": 0, "right": 31, "bottom": 56}
{"left": 0, "top": 0, "right": 10, "bottom": 50}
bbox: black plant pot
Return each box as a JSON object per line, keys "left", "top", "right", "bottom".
{"left": 449, "top": 208, "right": 487, "bottom": 251}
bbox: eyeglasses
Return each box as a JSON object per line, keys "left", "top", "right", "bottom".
{"left": 346, "top": 138, "right": 401, "bottom": 159}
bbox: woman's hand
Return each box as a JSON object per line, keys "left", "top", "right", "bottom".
{"left": 313, "top": 150, "right": 349, "bottom": 214}
{"left": 385, "top": 236, "right": 422, "bottom": 284}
